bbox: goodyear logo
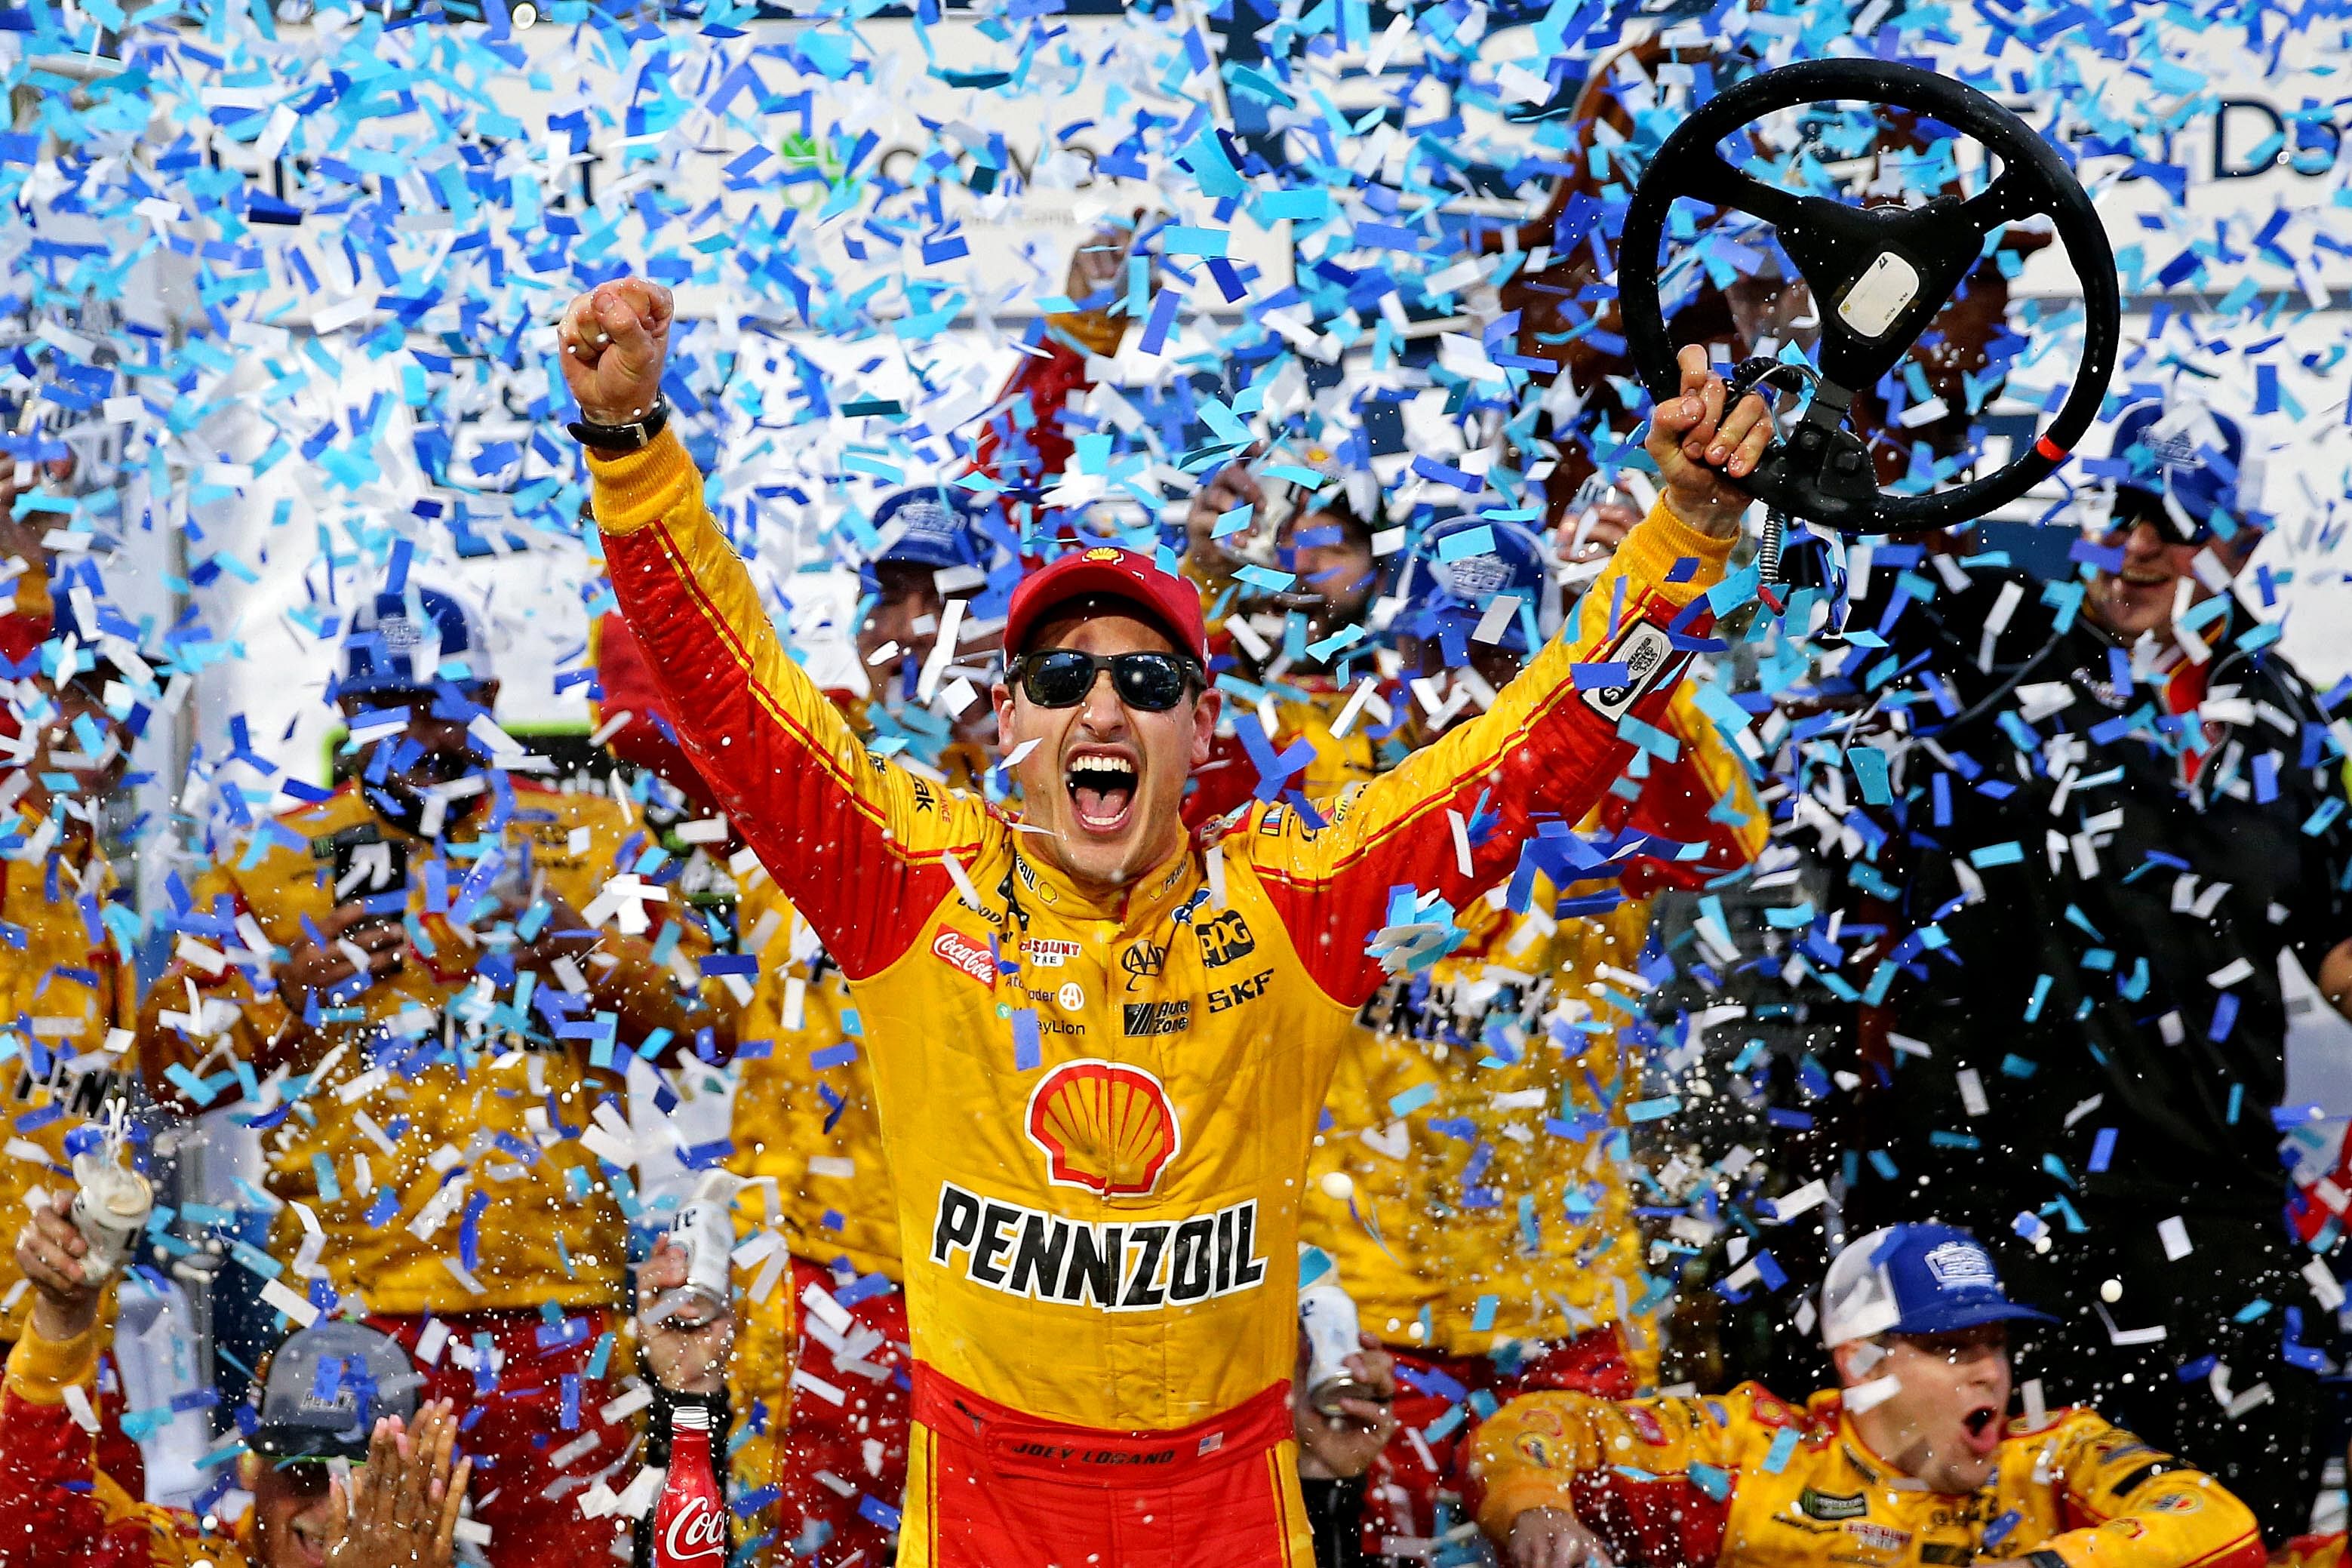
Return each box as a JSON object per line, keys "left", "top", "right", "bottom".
{"left": 1025, "top": 1059, "right": 1179, "bottom": 1195}
{"left": 930, "top": 1182, "right": 1267, "bottom": 1312}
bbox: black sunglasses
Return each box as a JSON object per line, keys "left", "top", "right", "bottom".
{"left": 1008, "top": 650, "right": 1202, "bottom": 712}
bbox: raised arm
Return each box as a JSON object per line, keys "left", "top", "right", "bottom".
{"left": 561, "top": 278, "right": 982, "bottom": 978}
{"left": 1236, "top": 347, "right": 1767, "bottom": 1007}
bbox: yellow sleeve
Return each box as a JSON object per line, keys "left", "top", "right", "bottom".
{"left": 2037, "top": 1413, "right": 2264, "bottom": 1568}
{"left": 1470, "top": 1386, "right": 1736, "bottom": 1545}
{"left": 591, "top": 430, "right": 991, "bottom": 982}
{"left": 1231, "top": 501, "right": 1735, "bottom": 1010}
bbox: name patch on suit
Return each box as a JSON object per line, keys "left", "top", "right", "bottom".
{"left": 929, "top": 1182, "right": 1267, "bottom": 1312}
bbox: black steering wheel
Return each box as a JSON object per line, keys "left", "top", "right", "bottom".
{"left": 1620, "top": 58, "right": 2120, "bottom": 534}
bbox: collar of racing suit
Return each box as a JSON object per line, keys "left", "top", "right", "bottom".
{"left": 999, "top": 829, "right": 1200, "bottom": 933}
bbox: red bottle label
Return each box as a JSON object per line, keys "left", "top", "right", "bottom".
{"left": 653, "top": 1424, "right": 725, "bottom": 1566}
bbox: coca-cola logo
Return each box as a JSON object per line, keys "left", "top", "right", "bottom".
{"left": 930, "top": 924, "right": 997, "bottom": 988}
{"left": 661, "top": 1496, "right": 725, "bottom": 1563}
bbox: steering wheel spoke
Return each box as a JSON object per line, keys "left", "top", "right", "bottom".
{"left": 1685, "top": 146, "right": 1812, "bottom": 231}
{"left": 1960, "top": 168, "right": 2052, "bottom": 236}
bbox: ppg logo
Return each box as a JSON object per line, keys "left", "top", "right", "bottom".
{"left": 1194, "top": 911, "right": 1256, "bottom": 969}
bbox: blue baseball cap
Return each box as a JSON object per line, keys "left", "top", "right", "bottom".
{"left": 337, "top": 586, "right": 493, "bottom": 699}
{"left": 862, "top": 486, "right": 991, "bottom": 598}
{"left": 1394, "top": 515, "right": 1561, "bottom": 656}
{"left": 1819, "top": 1224, "right": 2054, "bottom": 1347}
{"left": 2105, "top": 401, "right": 2252, "bottom": 540}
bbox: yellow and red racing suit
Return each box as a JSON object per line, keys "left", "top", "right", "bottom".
{"left": 1470, "top": 1382, "right": 2266, "bottom": 1568}
{"left": 0, "top": 806, "right": 137, "bottom": 1342}
{"left": 592, "top": 425, "right": 1732, "bottom": 1565}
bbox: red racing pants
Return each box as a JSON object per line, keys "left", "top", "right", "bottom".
{"left": 1359, "top": 1325, "right": 1636, "bottom": 1559}
{"left": 755, "top": 1257, "right": 911, "bottom": 1567}
{"left": 902, "top": 1368, "right": 1312, "bottom": 1568}
{"left": 367, "top": 1308, "right": 635, "bottom": 1568}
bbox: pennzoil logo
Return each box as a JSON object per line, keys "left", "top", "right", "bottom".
{"left": 929, "top": 1182, "right": 1266, "bottom": 1311}
{"left": 930, "top": 925, "right": 998, "bottom": 989}
{"left": 1025, "top": 1059, "right": 1180, "bottom": 1196}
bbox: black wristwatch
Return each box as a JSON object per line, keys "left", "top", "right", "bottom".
{"left": 567, "top": 398, "right": 669, "bottom": 453}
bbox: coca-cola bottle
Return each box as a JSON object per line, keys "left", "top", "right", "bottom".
{"left": 649, "top": 1404, "right": 727, "bottom": 1567}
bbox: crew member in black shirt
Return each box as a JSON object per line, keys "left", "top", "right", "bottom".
{"left": 1819, "top": 397, "right": 2352, "bottom": 1537}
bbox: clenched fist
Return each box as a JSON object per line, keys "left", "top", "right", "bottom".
{"left": 556, "top": 278, "right": 675, "bottom": 426}
{"left": 1644, "top": 343, "right": 1772, "bottom": 540}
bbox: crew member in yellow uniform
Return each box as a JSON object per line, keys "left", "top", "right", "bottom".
{"left": 0, "top": 597, "right": 146, "bottom": 1493}
{"left": 1472, "top": 1223, "right": 2265, "bottom": 1568}
{"left": 561, "top": 273, "right": 1769, "bottom": 1567}
{"left": 1299, "top": 513, "right": 1763, "bottom": 1551}
{"left": 140, "top": 584, "right": 727, "bottom": 1568}
{"left": 592, "top": 229, "right": 1130, "bottom": 1564}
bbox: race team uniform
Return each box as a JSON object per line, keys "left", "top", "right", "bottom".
{"left": 0, "top": 802, "right": 144, "bottom": 1496}
{"left": 598, "top": 309, "right": 1115, "bottom": 1565}
{"left": 592, "top": 423, "right": 1734, "bottom": 1566}
{"left": 0, "top": 1315, "right": 254, "bottom": 1568}
{"left": 1306, "top": 681, "right": 1765, "bottom": 1554}
{"left": 140, "top": 779, "right": 715, "bottom": 1565}
{"left": 1470, "top": 1382, "right": 2266, "bottom": 1568}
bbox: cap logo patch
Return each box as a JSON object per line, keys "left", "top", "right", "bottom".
{"left": 1082, "top": 546, "right": 1121, "bottom": 563}
{"left": 1923, "top": 1240, "right": 1998, "bottom": 1292}
{"left": 1443, "top": 551, "right": 1511, "bottom": 600}
{"left": 377, "top": 614, "right": 426, "bottom": 652}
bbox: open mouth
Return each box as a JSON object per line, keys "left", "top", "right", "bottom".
{"left": 1066, "top": 750, "right": 1139, "bottom": 836}
{"left": 1960, "top": 1404, "right": 2003, "bottom": 1455}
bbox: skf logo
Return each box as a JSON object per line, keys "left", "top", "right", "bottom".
{"left": 1119, "top": 939, "right": 1167, "bottom": 991}
{"left": 1123, "top": 1001, "right": 1189, "bottom": 1037}
{"left": 930, "top": 925, "right": 997, "bottom": 989}
{"left": 1025, "top": 1059, "right": 1181, "bottom": 1196}
{"left": 1194, "top": 910, "right": 1256, "bottom": 968}
{"left": 1083, "top": 547, "right": 1121, "bottom": 562}
{"left": 1207, "top": 969, "right": 1271, "bottom": 1014}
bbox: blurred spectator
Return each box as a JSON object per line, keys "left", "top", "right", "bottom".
{"left": 5, "top": 1186, "right": 469, "bottom": 1567}
{"left": 140, "top": 583, "right": 728, "bottom": 1564}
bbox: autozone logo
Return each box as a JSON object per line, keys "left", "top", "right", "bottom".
{"left": 1123, "top": 1000, "right": 1189, "bottom": 1035}
{"left": 931, "top": 925, "right": 997, "bottom": 988}
{"left": 929, "top": 1182, "right": 1268, "bottom": 1312}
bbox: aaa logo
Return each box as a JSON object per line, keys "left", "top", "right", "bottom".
{"left": 1025, "top": 1059, "right": 1180, "bottom": 1196}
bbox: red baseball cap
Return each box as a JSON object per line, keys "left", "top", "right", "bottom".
{"left": 1004, "top": 546, "right": 1209, "bottom": 666}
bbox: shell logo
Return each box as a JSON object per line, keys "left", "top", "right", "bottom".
{"left": 1023, "top": 1059, "right": 1181, "bottom": 1197}
{"left": 1082, "top": 546, "right": 1122, "bottom": 563}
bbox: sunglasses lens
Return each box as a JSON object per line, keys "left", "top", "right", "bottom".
{"left": 1113, "top": 656, "right": 1188, "bottom": 712}
{"left": 1023, "top": 652, "right": 1096, "bottom": 707}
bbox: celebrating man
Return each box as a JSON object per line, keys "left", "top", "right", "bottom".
{"left": 555, "top": 273, "right": 1766, "bottom": 1565}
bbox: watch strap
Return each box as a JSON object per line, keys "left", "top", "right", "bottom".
{"left": 567, "top": 399, "right": 669, "bottom": 453}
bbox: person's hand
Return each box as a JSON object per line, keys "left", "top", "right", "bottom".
{"left": 325, "top": 1400, "right": 472, "bottom": 1568}
{"left": 556, "top": 278, "right": 675, "bottom": 428}
{"left": 15, "top": 1195, "right": 100, "bottom": 1342}
{"left": 1508, "top": 1505, "right": 1617, "bottom": 1568}
{"left": 281, "top": 905, "right": 407, "bottom": 1012}
{"left": 1294, "top": 1336, "right": 1399, "bottom": 1480}
{"left": 1556, "top": 492, "right": 1643, "bottom": 569}
{"left": 1064, "top": 221, "right": 1139, "bottom": 312}
{"left": 1644, "top": 343, "right": 1772, "bottom": 540}
{"left": 1185, "top": 456, "right": 1265, "bottom": 561}
{"left": 637, "top": 1236, "right": 733, "bottom": 1396}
